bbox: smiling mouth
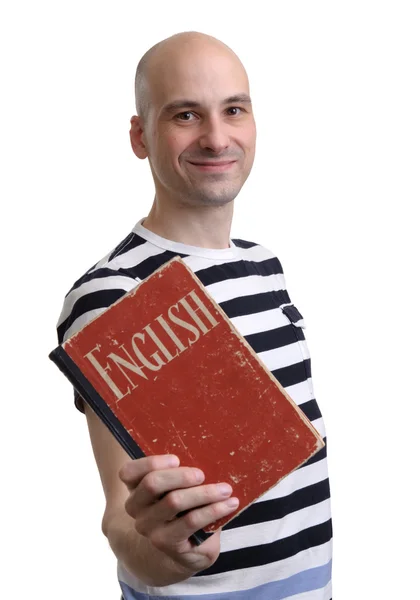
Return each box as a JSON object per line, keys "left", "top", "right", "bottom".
{"left": 187, "top": 160, "right": 236, "bottom": 171}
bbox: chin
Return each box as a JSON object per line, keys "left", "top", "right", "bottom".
{"left": 188, "top": 182, "right": 242, "bottom": 207}
{"left": 191, "top": 191, "right": 237, "bottom": 207}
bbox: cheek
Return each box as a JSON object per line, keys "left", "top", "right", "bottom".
{"left": 246, "top": 133, "right": 257, "bottom": 162}
{"left": 167, "top": 133, "right": 197, "bottom": 169}
{"left": 157, "top": 133, "right": 184, "bottom": 165}
{"left": 246, "top": 121, "right": 257, "bottom": 148}
{"left": 236, "top": 122, "right": 256, "bottom": 155}
{"left": 166, "top": 134, "right": 183, "bottom": 154}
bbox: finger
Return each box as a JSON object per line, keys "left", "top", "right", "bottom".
{"left": 150, "top": 497, "right": 240, "bottom": 552}
{"left": 125, "top": 466, "right": 205, "bottom": 516}
{"left": 135, "top": 482, "right": 234, "bottom": 536}
{"left": 119, "top": 454, "right": 180, "bottom": 490}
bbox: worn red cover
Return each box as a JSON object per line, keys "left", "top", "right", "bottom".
{"left": 50, "top": 257, "right": 324, "bottom": 534}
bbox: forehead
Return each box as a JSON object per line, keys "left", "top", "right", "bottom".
{"left": 148, "top": 44, "right": 250, "bottom": 111}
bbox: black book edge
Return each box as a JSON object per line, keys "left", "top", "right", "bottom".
{"left": 49, "top": 345, "right": 210, "bottom": 546}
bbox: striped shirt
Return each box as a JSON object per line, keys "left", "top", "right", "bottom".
{"left": 56, "top": 219, "right": 333, "bottom": 600}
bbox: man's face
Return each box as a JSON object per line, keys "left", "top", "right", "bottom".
{"left": 135, "top": 44, "right": 256, "bottom": 207}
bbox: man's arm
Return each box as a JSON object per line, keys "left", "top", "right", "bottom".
{"left": 84, "top": 402, "right": 238, "bottom": 587}
{"left": 84, "top": 402, "right": 188, "bottom": 586}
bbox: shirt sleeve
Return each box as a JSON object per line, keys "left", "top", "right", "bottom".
{"left": 56, "top": 267, "right": 138, "bottom": 413}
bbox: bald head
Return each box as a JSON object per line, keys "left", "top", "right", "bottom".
{"left": 134, "top": 32, "right": 248, "bottom": 122}
{"left": 129, "top": 31, "right": 255, "bottom": 209}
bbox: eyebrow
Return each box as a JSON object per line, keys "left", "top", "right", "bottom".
{"left": 161, "top": 93, "right": 252, "bottom": 115}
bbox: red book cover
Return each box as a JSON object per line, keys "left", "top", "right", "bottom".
{"left": 50, "top": 257, "right": 324, "bottom": 539}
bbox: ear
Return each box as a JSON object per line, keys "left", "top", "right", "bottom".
{"left": 129, "top": 116, "right": 148, "bottom": 159}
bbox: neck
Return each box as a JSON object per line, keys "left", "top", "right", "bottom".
{"left": 142, "top": 196, "right": 234, "bottom": 249}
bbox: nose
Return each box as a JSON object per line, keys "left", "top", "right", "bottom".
{"left": 198, "top": 117, "right": 230, "bottom": 154}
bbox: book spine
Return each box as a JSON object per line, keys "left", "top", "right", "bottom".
{"left": 49, "top": 346, "right": 209, "bottom": 546}
{"left": 49, "top": 346, "right": 145, "bottom": 459}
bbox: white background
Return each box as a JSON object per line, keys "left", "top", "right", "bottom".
{"left": 1, "top": 1, "right": 419, "bottom": 598}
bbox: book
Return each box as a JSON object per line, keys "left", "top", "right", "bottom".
{"left": 50, "top": 256, "right": 324, "bottom": 543}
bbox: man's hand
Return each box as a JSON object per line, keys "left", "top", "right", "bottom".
{"left": 119, "top": 454, "right": 239, "bottom": 575}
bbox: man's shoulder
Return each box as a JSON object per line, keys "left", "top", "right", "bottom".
{"left": 232, "top": 237, "right": 283, "bottom": 268}
{"left": 232, "top": 237, "right": 277, "bottom": 256}
{"left": 231, "top": 237, "right": 260, "bottom": 250}
{"left": 56, "top": 231, "right": 148, "bottom": 343}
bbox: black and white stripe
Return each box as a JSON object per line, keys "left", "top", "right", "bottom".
{"left": 56, "top": 220, "right": 332, "bottom": 599}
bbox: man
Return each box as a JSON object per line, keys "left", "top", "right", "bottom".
{"left": 56, "top": 31, "right": 332, "bottom": 600}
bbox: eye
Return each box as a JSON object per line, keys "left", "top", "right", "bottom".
{"left": 226, "top": 107, "right": 243, "bottom": 116}
{"left": 175, "top": 111, "right": 196, "bottom": 121}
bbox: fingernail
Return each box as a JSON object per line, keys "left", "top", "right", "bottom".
{"left": 226, "top": 497, "right": 239, "bottom": 508}
{"left": 194, "top": 469, "right": 205, "bottom": 482}
{"left": 217, "top": 483, "right": 232, "bottom": 496}
{"left": 167, "top": 455, "right": 180, "bottom": 467}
